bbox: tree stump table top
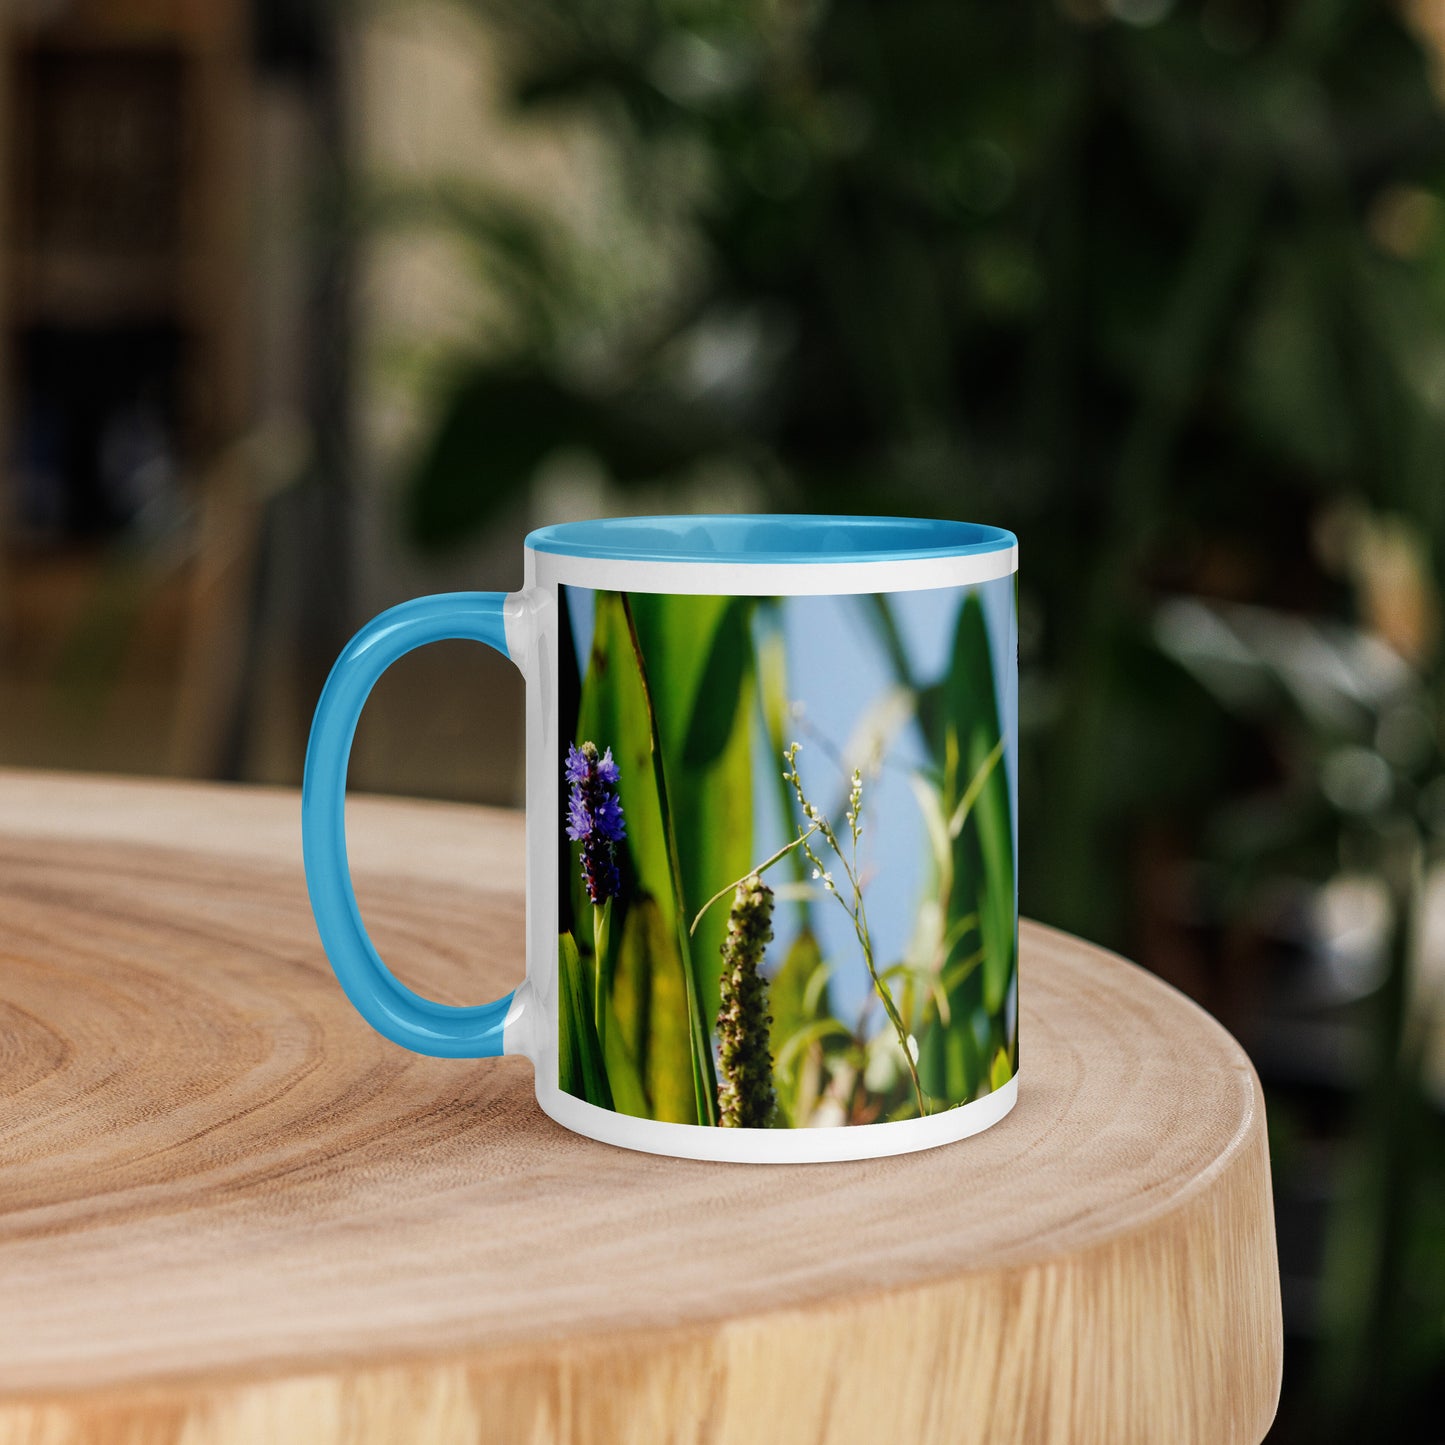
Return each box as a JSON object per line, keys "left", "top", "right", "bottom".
{"left": 0, "top": 771, "right": 1281, "bottom": 1445}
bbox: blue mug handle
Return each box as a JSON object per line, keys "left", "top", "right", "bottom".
{"left": 301, "top": 593, "right": 520, "bottom": 1057}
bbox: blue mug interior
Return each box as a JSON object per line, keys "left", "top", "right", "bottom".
{"left": 526, "top": 514, "right": 1015, "bottom": 565}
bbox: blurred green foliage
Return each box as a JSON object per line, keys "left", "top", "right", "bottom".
{"left": 383, "top": 0, "right": 1445, "bottom": 1436}
{"left": 393, "top": 0, "right": 1445, "bottom": 928}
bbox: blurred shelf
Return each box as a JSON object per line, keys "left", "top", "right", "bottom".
{"left": 4, "top": 0, "right": 242, "bottom": 49}
{"left": 0, "top": 0, "right": 253, "bottom": 685}
{"left": 4, "top": 250, "right": 189, "bottom": 326}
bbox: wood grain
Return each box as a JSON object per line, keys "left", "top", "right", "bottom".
{"left": 0, "top": 771, "right": 1282, "bottom": 1445}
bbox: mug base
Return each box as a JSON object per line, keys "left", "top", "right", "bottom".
{"left": 534, "top": 1073, "right": 1019, "bottom": 1163}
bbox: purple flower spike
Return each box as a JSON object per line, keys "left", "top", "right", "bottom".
{"left": 564, "top": 743, "right": 591, "bottom": 784}
{"left": 565, "top": 740, "right": 627, "bottom": 904}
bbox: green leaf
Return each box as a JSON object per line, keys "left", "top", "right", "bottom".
{"left": 767, "top": 927, "right": 841, "bottom": 1127}
{"left": 573, "top": 590, "right": 760, "bottom": 1125}
{"left": 768, "top": 929, "right": 830, "bottom": 1054}
{"left": 558, "top": 932, "right": 613, "bottom": 1109}
{"left": 624, "top": 594, "right": 757, "bottom": 1040}
{"left": 610, "top": 894, "right": 698, "bottom": 1123}
{"left": 576, "top": 592, "right": 705, "bottom": 1119}
{"left": 917, "top": 592, "right": 1016, "bottom": 1103}
{"left": 943, "top": 594, "right": 1016, "bottom": 1016}
{"left": 601, "top": 1027, "right": 651, "bottom": 1119}
{"left": 989, "top": 1046, "right": 1014, "bottom": 1094}
{"left": 576, "top": 591, "right": 671, "bottom": 910}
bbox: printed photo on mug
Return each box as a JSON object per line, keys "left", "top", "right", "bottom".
{"left": 554, "top": 580, "right": 1017, "bottom": 1131}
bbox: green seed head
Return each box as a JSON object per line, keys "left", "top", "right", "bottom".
{"left": 717, "top": 874, "right": 777, "bottom": 1128}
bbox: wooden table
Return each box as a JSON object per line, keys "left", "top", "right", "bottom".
{"left": 0, "top": 772, "right": 1282, "bottom": 1445}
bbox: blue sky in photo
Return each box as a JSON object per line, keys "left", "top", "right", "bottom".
{"left": 759, "top": 581, "right": 1016, "bottom": 1021}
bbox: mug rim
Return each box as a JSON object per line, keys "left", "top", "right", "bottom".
{"left": 526, "top": 513, "right": 1015, "bottom": 566}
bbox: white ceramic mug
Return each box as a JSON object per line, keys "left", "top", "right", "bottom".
{"left": 302, "top": 514, "right": 1018, "bottom": 1162}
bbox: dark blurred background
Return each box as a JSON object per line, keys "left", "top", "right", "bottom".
{"left": 4, "top": 0, "right": 1445, "bottom": 1435}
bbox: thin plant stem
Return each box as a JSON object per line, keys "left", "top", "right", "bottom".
{"left": 950, "top": 736, "right": 1004, "bottom": 836}
{"left": 841, "top": 831, "right": 928, "bottom": 1118}
{"left": 592, "top": 898, "right": 610, "bottom": 1063}
{"left": 786, "top": 744, "right": 928, "bottom": 1117}
{"left": 690, "top": 827, "right": 819, "bottom": 936}
{"left": 619, "top": 593, "right": 719, "bottom": 1126}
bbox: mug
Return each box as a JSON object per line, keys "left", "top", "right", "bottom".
{"left": 302, "top": 515, "right": 1018, "bottom": 1162}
